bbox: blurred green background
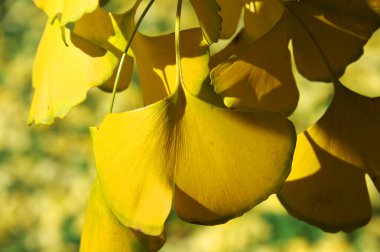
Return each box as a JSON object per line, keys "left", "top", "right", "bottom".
{"left": 0, "top": 0, "right": 379, "bottom": 251}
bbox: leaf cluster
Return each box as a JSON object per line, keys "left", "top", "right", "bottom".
{"left": 28, "top": 0, "right": 380, "bottom": 251}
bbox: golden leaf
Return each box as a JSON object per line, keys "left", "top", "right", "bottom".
{"left": 80, "top": 179, "right": 166, "bottom": 252}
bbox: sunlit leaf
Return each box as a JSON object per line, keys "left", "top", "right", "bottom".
{"left": 28, "top": 18, "right": 118, "bottom": 125}
{"left": 132, "top": 28, "right": 222, "bottom": 106}
{"left": 72, "top": 6, "right": 139, "bottom": 92}
{"left": 173, "top": 90, "right": 296, "bottom": 225}
{"left": 98, "top": 55, "right": 134, "bottom": 92}
{"left": 190, "top": 0, "right": 222, "bottom": 44}
{"left": 211, "top": 18, "right": 299, "bottom": 114}
{"left": 33, "top": 0, "right": 98, "bottom": 26}
{"left": 277, "top": 132, "right": 372, "bottom": 233}
{"left": 29, "top": 6, "right": 139, "bottom": 124}
{"left": 92, "top": 29, "right": 296, "bottom": 235}
{"left": 80, "top": 179, "right": 166, "bottom": 252}
{"left": 92, "top": 87, "right": 295, "bottom": 235}
{"left": 285, "top": 0, "right": 380, "bottom": 81}
{"left": 73, "top": 6, "right": 138, "bottom": 55}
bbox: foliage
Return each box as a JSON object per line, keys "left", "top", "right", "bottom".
{"left": 2, "top": 0, "right": 380, "bottom": 251}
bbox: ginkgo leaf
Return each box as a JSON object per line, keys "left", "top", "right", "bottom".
{"left": 72, "top": 5, "right": 139, "bottom": 56}
{"left": 304, "top": 83, "right": 380, "bottom": 192}
{"left": 189, "top": 0, "right": 222, "bottom": 44}
{"left": 28, "top": 18, "right": 118, "bottom": 125}
{"left": 92, "top": 98, "right": 176, "bottom": 236}
{"left": 211, "top": 18, "right": 299, "bottom": 114}
{"left": 216, "top": 0, "right": 243, "bottom": 38}
{"left": 132, "top": 28, "right": 222, "bottom": 106}
{"left": 277, "top": 132, "right": 372, "bottom": 232}
{"left": 92, "top": 26, "right": 296, "bottom": 235}
{"left": 339, "top": 28, "right": 380, "bottom": 97}
{"left": 72, "top": 6, "right": 139, "bottom": 92}
{"left": 33, "top": 0, "right": 98, "bottom": 26}
{"left": 285, "top": 0, "right": 380, "bottom": 81}
{"left": 98, "top": 55, "right": 134, "bottom": 92}
{"left": 29, "top": 6, "right": 139, "bottom": 124}
{"left": 92, "top": 87, "right": 296, "bottom": 235}
{"left": 80, "top": 179, "right": 166, "bottom": 252}
{"left": 243, "top": 0, "right": 284, "bottom": 40}
{"left": 173, "top": 90, "right": 296, "bottom": 225}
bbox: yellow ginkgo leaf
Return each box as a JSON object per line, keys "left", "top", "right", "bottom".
{"left": 80, "top": 179, "right": 166, "bottom": 252}
{"left": 92, "top": 98, "right": 176, "bottom": 236}
{"left": 72, "top": 6, "right": 139, "bottom": 92}
{"left": 211, "top": 18, "right": 299, "bottom": 114}
{"left": 286, "top": 0, "right": 380, "bottom": 81}
{"left": 29, "top": 6, "right": 139, "bottom": 124}
{"left": 33, "top": 0, "right": 98, "bottom": 26}
{"left": 92, "top": 25, "right": 296, "bottom": 236}
{"left": 72, "top": 5, "right": 139, "bottom": 56}
{"left": 173, "top": 90, "right": 296, "bottom": 225}
{"left": 216, "top": 0, "right": 243, "bottom": 39}
{"left": 132, "top": 28, "right": 222, "bottom": 106}
{"left": 92, "top": 87, "right": 296, "bottom": 235}
{"left": 189, "top": 0, "right": 222, "bottom": 44}
{"left": 243, "top": 0, "right": 284, "bottom": 40}
{"left": 28, "top": 18, "right": 118, "bottom": 125}
{"left": 98, "top": 55, "right": 134, "bottom": 92}
{"left": 277, "top": 132, "right": 372, "bottom": 232}
{"left": 305, "top": 84, "right": 380, "bottom": 192}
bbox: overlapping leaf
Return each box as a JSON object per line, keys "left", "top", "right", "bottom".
{"left": 132, "top": 28, "right": 219, "bottom": 105}
{"left": 303, "top": 84, "right": 380, "bottom": 191}
{"left": 216, "top": 0, "right": 284, "bottom": 40}
{"left": 278, "top": 84, "right": 380, "bottom": 232}
{"left": 189, "top": 0, "right": 222, "bottom": 44}
{"left": 285, "top": 0, "right": 380, "bottom": 81}
{"left": 243, "top": 0, "right": 284, "bottom": 39}
{"left": 28, "top": 18, "right": 117, "bottom": 125}
{"left": 33, "top": 0, "right": 98, "bottom": 25}
{"left": 80, "top": 179, "right": 166, "bottom": 252}
{"left": 29, "top": 6, "right": 137, "bottom": 125}
{"left": 216, "top": 0, "right": 243, "bottom": 38}
{"left": 211, "top": 17, "right": 299, "bottom": 114}
{"left": 92, "top": 29, "right": 296, "bottom": 236}
{"left": 277, "top": 132, "right": 372, "bottom": 232}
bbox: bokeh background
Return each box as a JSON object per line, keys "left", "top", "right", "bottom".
{"left": 0, "top": 0, "right": 379, "bottom": 251}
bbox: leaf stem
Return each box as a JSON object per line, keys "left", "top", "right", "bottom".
{"left": 175, "top": 0, "right": 183, "bottom": 86}
{"left": 109, "top": 0, "right": 156, "bottom": 113}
